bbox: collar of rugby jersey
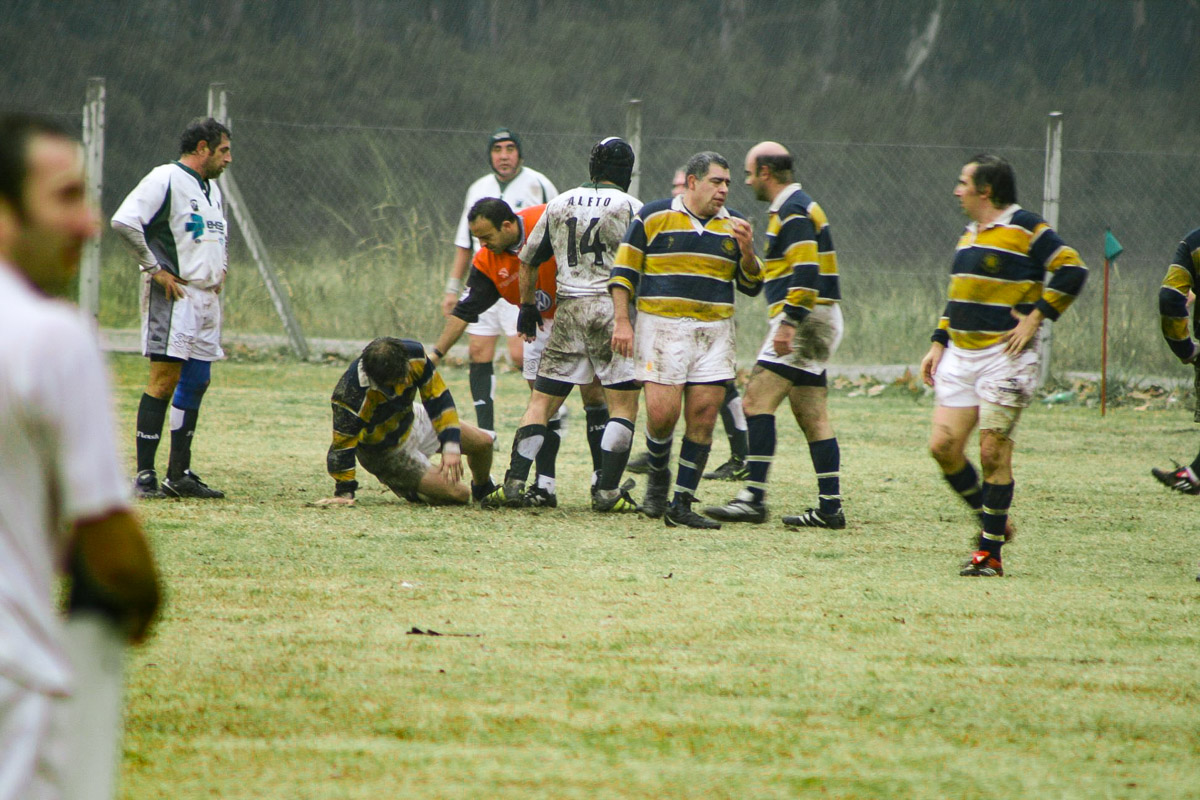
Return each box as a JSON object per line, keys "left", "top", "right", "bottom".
{"left": 506, "top": 215, "right": 527, "bottom": 256}
{"left": 357, "top": 358, "right": 409, "bottom": 398}
{"left": 767, "top": 182, "right": 804, "bottom": 215}
{"left": 966, "top": 203, "right": 1021, "bottom": 233}
{"left": 172, "top": 160, "right": 213, "bottom": 202}
{"left": 672, "top": 193, "right": 730, "bottom": 234}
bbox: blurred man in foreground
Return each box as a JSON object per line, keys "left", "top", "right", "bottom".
{"left": 0, "top": 113, "right": 160, "bottom": 800}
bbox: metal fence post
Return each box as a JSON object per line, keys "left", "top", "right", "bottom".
{"left": 79, "top": 77, "right": 105, "bottom": 319}
{"left": 207, "top": 83, "right": 310, "bottom": 360}
{"left": 626, "top": 99, "right": 642, "bottom": 200}
{"left": 1039, "top": 111, "right": 1063, "bottom": 387}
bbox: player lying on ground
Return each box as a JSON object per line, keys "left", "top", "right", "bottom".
{"left": 318, "top": 337, "right": 496, "bottom": 506}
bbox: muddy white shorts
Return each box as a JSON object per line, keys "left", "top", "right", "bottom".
{"left": 521, "top": 318, "right": 553, "bottom": 381}
{"left": 355, "top": 403, "right": 441, "bottom": 495}
{"left": 756, "top": 304, "right": 844, "bottom": 377}
{"left": 934, "top": 340, "right": 1039, "bottom": 409}
{"left": 141, "top": 279, "right": 223, "bottom": 361}
{"left": 536, "top": 295, "right": 636, "bottom": 387}
{"left": 635, "top": 314, "right": 736, "bottom": 385}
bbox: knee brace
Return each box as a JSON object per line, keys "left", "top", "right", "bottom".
{"left": 172, "top": 358, "right": 211, "bottom": 410}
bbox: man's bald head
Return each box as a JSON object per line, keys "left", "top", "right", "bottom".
{"left": 743, "top": 141, "right": 793, "bottom": 201}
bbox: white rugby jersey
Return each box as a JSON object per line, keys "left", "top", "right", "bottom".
{"left": 519, "top": 182, "right": 642, "bottom": 298}
{"left": 112, "top": 162, "right": 228, "bottom": 289}
{"left": 0, "top": 264, "right": 129, "bottom": 695}
{"left": 453, "top": 166, "right": 558, "bottom": 252}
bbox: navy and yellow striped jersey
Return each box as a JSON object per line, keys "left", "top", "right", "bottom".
{"left": 609, "top": 196, "right": 762, "bottom": 321}
{"left": 763, "top": 184, "right": 839, "bottom": 323}
{"left": 326, "top": 339, "right": 460, "bottom": 490}
{"left": 1159, "top": 227, "right": 1200, "bottom": 362}
{"left": 933, "top": 205, "right": 1087, "bottom": 350}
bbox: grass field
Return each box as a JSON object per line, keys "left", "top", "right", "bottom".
{"left": 108, "top": 353, "right": 1200, "bottom": 799}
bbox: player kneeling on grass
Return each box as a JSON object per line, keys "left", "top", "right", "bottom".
{"left": 317, "top": 337, "right": 497, "bottom": 507}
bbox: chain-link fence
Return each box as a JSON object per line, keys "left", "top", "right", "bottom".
{"left": 89, "top": 98, "right": 1200, "bottom": 378}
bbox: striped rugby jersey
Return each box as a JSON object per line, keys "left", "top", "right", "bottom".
{"left": 763, "top": 183, "right": 839, "bottom": 323}
{"left": 327, "top": 340, "right": 460, "bottom": 489}
{"left": 933, "top": 205, "right": 1086, "bottom": 350}
{"left": 609, "top": 195, "right": 763, "bottom": 321}
{"left": 1159, "top": 227, "right": 1200, "bottom": 362}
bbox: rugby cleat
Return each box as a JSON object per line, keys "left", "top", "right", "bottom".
{"left": 959, "top": 550, "right": 1004, "bottom": 577}
{"left": 664, "top": 496, "right": 722, "bottom": 530}
{"left": 703, "top": 492, "right": 767, "bottom": 524}
{"left": 161, "top": 470, "right": 224, "bottom": 499}
{"left": 132, "top": 469, "right": 166, "bottom": 500}
{"left": 501, "top": 473, "right": 528, "bottom": 508}
{"left": 781, "top": 508, "right": 845, "bottom": 530}
{"left": 477, "top": 483, "right": 507, "bottom": 509}
{"left": 472, "top": 479, "right": 499, "bottom": 504}
{"left": 641, "top": 469, "right": 671, "bottom": 519}
{"left": 703, "top": 456, "right": 749, "bottom": 481}
{"left": 593, "top": 488, "right": 641, "bottom": 513}
{"left": 1150, "top": 463, "right": 1200, "bottom": 495}
{"left": 523, "top": 486, "right": 558, "bottom": 508}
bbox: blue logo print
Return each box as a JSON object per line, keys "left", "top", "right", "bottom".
{"left": 185, "top": 213, "right": 205, "bottom": 241}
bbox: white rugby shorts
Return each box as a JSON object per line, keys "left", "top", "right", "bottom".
{"left": 635, "top": 314, "right": 736, "bottom": 385}
{"left": 521, "top": 318, "right": 553, "bottom": 381}
{"left": 465, "top": 297, "right": 519, "bottom": 338}
{"left": 0, "top": 675, "right": 65, "bottom": 800}
{"left": 354, "top": 402, "right": 441, "bottom": 495}
{"left": 934, "top": 340, "right": 1039, "bottom": 409}
{"left": 756, "top": 304, "right": 844, "bottom": 377}
{"left": 536, "top": 295, "right": 636, "bottom": 387}
{"left": 141, "top": 279, "right": 223, "bottom": 361}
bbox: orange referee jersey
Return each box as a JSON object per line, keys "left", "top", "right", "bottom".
{"left": 472, "top": 204, "right": 559, "bottom": 318}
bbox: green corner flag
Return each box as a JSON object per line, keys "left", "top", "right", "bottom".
{"left": 1105, "top": 229, "right": 1124, "bottom": 261}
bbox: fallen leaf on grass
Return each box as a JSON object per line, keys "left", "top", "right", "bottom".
{"left": 407, "top": 627, "right": 481, "bottom": 637}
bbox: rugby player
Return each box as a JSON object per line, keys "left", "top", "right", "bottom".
{"left": 318, "top": 337, "right": 496, "bottom": 507}
{"left": 493, "top": 137, "right": 643, "bottom": 512}
{"left": 112, "top": 117, "right": 232, "bottom": 499}
{"left": 610, "top": 151, "right": 763, "bottom": 529}
{"left": 705, "top": 141, "right": 846, "bottom": 529}
{"left": 1151, "top": 227, "right": 1200, "bottom": 505}
{"left": 920, "top": 154, "right": 1087, "bottom": 576}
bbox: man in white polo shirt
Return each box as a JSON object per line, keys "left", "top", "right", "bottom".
{"left": 0, "top": 113, "right": 160, "bottom": 800}
{"left": 440, "top": 128, "right": 557, "bottom": 439}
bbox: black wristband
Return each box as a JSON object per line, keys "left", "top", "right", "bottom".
{"left": 431, "top": 346, "right": 444, "bottom": 359}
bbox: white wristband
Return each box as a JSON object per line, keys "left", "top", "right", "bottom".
{"left": 445, "top": 277, "right": 462, "bottom": 294}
